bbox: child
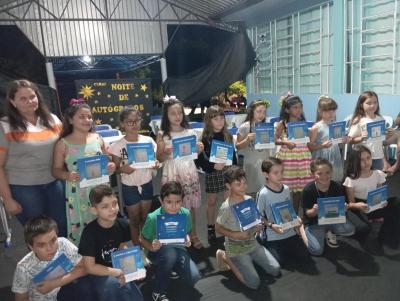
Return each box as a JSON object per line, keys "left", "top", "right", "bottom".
{"left": 196, "top": 105, "right": 237, "bottom": 244}
{"left": 140, "top": 181, "right": 200, "bottom": 301}
{"left": 301, "top": 158, "right": 355, "bottom": 255}
{"left": 256, "top": 158, "right": 309, "bottom": 264}
{"left": 275, "top": 94, "right": 313, "bottom": 212}
{"left": 348, "top": 91, "right": 393, "bottom": 170}
{"left": 12, "top": 215, "right": 93, "bottom": 301}
{"left": 308, "top": 96, "right": 348, "bottom": 182}
{"left": 78, "top": 184, "right": 143, "bottom": 301}
{"left": 215, "top": 166, "right": 280, "bottom": 290}
{"left": 52, "top": 100, "right": 115, "bottom": 245}
{"left": 343, "top": 145, "right": 400, "bottom": 248}
{"left": 110, "top": 106, "right": 159, "bottom": 245}
{"left": 236, "top": 100, "right": 275, "bottom": 196}
{"left": 156, "top": 96, "right": 204, "bottom": 248}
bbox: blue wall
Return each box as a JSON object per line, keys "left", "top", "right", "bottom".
{"left": 248, "top": 93, "right": 400, "bottom": 122}
{"left": 244, "top": 0, "right": 400, "bottom": 122}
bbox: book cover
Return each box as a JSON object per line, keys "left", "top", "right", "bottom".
{"left": 126, "top": 142, "right": 155, "bottom": 169}
{"left": 367, "top": 185, "right": 388, "bottom": 213}
{"left": 287, "top": 122, "right": 310, "bottom": 143}
{"left": 270, "top": 200, "right": 300, "bottom": 230}
{"left": 172, "top": 135, "right": 198, "bottom": 160}
{"left": 209, "top": 140, "right": 234, "bottom": 165}
{"left": 317, "top": 196, "right": 346, "bottom": 225}
{"left": 157, "top": 214, "right": 187, "bottom": 244}
{"left": 32, "top": 253, "right": 73, "bottom": 284}
{"left": 111, "top": 246, "right": 146, "bottom": 282}
{"left": 366, "top": 120, "right": 385, "bottom": 142}
{"left": 254, "top": 123, "right": 275, "bottom": 150}
{"left": 232, "top": 199, "right": 262, "bottom": 231}
{"left": 328, "top": 121, "right": 347, "bottom": 144}
{"left": 77, "top": 154, "right": 109, "bottom": 188}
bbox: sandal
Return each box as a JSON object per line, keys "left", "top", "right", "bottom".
{"left": 190, "top": 235, "right": 204, "bottom": 249}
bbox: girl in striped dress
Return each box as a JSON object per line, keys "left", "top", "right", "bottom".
{"left": 274, "top": 95, "right": 313, "bottom": 213}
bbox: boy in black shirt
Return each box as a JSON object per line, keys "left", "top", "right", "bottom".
{"left": 79, "top": 184, "right": 143, "bottom": 301}
{"left": 302, "top": 158, "right": 355, "bottom": 255}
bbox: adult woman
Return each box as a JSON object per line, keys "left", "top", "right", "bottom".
{"left": 0, "top": 79, "right": 66, "bottom": 236}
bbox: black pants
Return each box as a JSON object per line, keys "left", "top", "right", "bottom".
{"left": 261, "top": 235, "right": 310, "bottom": 264}
{"left": 347, "top": 196, "right": 400, "bottom": 244}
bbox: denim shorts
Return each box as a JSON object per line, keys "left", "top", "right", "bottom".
{"left": 122, "top": 181, "right": 153, "bottom": 206}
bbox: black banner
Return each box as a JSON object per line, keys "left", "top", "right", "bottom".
{"left": 75, "top": 79, "right": 152, "bottom": 130}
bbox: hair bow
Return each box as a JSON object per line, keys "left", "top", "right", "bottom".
{"left": 69, "top": 98, "right": 86, "bottom": 106}
{"left": 278, "top": 91, "right": 293, "bottom": 107}
{"left": 163, "top": 95, "right": 178, "bottom": 103}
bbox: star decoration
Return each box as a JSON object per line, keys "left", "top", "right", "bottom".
{"left": 94, "top": 100, "right": 99, "bottom": 104}
{"left": 107, "top": 94, "right": 111, "bottom": 98}
{"left": 97, "top": 92, "right": 101, "bottom": 96}
{"left": 95, "top": 119, "right": 102, "bottom": 125}
{"left": 140, "top": 84, "right": 148, "bottom": 92}
{"left": 135, "top": 93, "right": 139, "bottom": 97}
{"left": 145, "top": 94, "right": 149, "bottom": 98}
{"left": 110, "top": 118, "right": 114, "bottom": 122}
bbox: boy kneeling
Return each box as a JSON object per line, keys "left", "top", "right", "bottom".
{"left": 215, "top": 166, "right": 281, "bottom": 290}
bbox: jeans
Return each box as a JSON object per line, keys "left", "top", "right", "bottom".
{"left": 305, "top": 220, "right": 355, "bottom": 256}
{"left": 57, "top": 275, "right": 96, "bottom": 301}
{"left": 229, "top": 243, "right": 280, "bottom": 290}
{"left": 10, "top": 180, "right": 67, "bottom": 237}
{"left": 88, "top": 275, "right": 143, "bottom": 301}
{"left": 148, "top": 245, "right": 200, "bottom": 295}
{"left": 347, "top": 196, "right": 400, "bottom": 243}
{"left": 262, "top": 235, "right": 310, "bottom": 264}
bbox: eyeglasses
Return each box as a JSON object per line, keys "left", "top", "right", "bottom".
{"left": 124, "top": 119, "right": 141, "bottom": 126}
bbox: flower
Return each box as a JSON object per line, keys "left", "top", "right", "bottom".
{"left": 163, "top": 95, "right": 178, "bottom": 103}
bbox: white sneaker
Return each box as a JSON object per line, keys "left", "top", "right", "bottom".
{"left": 325, "top": 230, "right": 339, "bottom": 248}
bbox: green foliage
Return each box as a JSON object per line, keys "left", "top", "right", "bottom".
{"left": 227, "top": 80, "right": 246, "bottom": 96}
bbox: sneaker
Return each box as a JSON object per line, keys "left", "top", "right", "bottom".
{"left": 170, "top": 271, "right": 179, "bottom": 279}
{"left": 152, "top": 292, "right": 169, "bottom": 301}
{"left": 216, "top": 249, "right": 230, "bottom": 271}
{"left": 325, "top": 230, "right": 339, "bottom": 248}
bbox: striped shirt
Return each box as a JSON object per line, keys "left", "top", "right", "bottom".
{"left": 0, "top": 114, "right": 61, "bottom": 185}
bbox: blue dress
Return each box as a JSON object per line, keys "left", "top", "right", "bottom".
{"left": 312, "top": 121, "right": 344, "bottom": 182}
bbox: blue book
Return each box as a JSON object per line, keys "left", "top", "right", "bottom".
{"left": 77, "top": 154, "right": 109, "bottom": 188}
{"left": 32, "top": 253, "right": 73, "bottom": 284}
{"left": 232, "top": 199, "right": 262, "bottom": 231}
{"left": 157, "top": 214, "right": 187, "bottom": 244}
{"left": 287, "top": 121, "right": 310, "bottom": 143}
{"left": 209, "top": 140, "right": 234, "bottom": 165}
{"left": 367, "top": 185, "right": 388, "bottom": 213}
{"left": 111, "top": 246, "right": 146, "bottom": 282}
{"left": 254, "top": 123, "right": 275, "bottom": 150}
{"left": 126, "top": 142, "right": 155, "bottom": 169}
{"left": 366, "top": 120, "right": 385, "bottom": 142}
{"left": 329, "top": 121, "right": 346, "bottom": 144}
{"left": 270, "top": 200, "right": 300, "bottom": 230}
{"left": 172, "top": 135, "right": 198, "bottom": 160}
{"left": 317, "top": 196, "right": 346, "bottom": 225}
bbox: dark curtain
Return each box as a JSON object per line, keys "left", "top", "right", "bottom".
{"left": 164, "top": 28, "right": 256, "bottom": 106}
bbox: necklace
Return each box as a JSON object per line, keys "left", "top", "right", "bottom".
{"left": 314, "top": 182, "right": 329, "bottom": 198}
